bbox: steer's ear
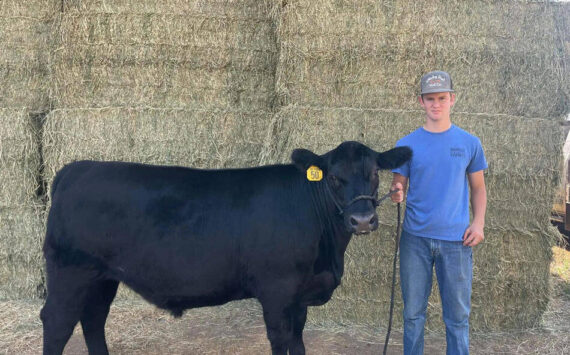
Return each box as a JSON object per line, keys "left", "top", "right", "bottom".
{"left": 377, "top": 146, "right": 412, "bottom": 170}
{"left": 291, "top": 148, "right": 326, "bottom": 172}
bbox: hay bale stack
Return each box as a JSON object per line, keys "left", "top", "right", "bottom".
{"left": 554, "top": 3, "right": 570, "bottom": 115}
{"left": 52, "top": 1, "right": 278, "bottom": 110}
{"left": 454, "top": 113, "right": 561, "bottom": 232}
{"left": 0, "top": 109, "right": 41, "bottom": 208}
{"left": 61, "top": 0, "right": 275, "bottom": 16}
{"left": 259, "top": 106, "right": 562, "bottom": 330}
{"left": 0, "top": 207, "right": 45, "bottom": 300}
{"left": 0, "top": 109, "right": 44, "bottom": 299}
{"left": 0, "top": 1, "right": 58, "bottom": 112}
{"left": 276, "top": 0, "right": 567, "bottom": 118}
{"left": 43, "top": 108, "right": 273, "bottom": 194}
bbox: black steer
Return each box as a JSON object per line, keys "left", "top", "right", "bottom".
{"left": 41, "top": 141, "right": 411, "bottom": 355}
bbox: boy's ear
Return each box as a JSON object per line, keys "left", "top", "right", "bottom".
{"left": 291, "top": 148, "right": 326, "bottom": 172}
{"left": 377, "top": 146, "right": 412, "bottom": 170}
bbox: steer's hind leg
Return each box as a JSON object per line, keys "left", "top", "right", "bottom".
{"left": 80, "top": 279, "right": 119, "bottom": 355}
{"left": 41, "top": 262, "right": 96, "bottom": 355}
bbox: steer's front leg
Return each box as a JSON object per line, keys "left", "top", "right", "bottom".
{"left": 260, "top": 300, "right": 292, "bottom": 355}
{"left": 258, "top": 278, "right": 307, "bottom": 355}
{"left": 288, "top": 304, "right": 307, "bottom": 355}
{"left": 259, "top": 300, "right": 307, "bottom": 355}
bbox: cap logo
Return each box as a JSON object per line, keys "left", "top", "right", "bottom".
{"left": 426, "top": 75, "right": 446, "bottom": 88}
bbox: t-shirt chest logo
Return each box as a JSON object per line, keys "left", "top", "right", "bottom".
{"left": 450, "top": 147, "right": 465, "bottom": 158}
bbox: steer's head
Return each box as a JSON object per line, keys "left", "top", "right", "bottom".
{"left": 292, "top": 141, "right": 412, "bottom": 235}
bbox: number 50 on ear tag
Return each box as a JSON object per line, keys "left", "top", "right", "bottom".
{"left": 306, "top": 166, "right": 323, "bottom": 181}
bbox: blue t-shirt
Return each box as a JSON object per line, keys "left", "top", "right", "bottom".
{"left": 392, "top": 124, "right": 488, "bottom": 241}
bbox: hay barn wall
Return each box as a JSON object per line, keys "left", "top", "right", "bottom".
{"left": 0, "top": 0, "right": 568, "bottom": 331}
{"left": 52, "top": 0, "right": 279, "bottom": 110}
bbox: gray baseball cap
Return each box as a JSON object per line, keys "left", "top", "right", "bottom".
{"left": 420, "top": 71, "right": 454, "bottom": 95}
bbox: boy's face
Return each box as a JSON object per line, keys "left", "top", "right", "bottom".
{"left": 418, "top": 92, "right": 455, "bottom": 123}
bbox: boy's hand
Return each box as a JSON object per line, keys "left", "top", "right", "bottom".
{"left": 463, "top": 223, "right": 484, "bottom": 246}
{"left": 391, "top": 182, "right": 404, "bottom": 203}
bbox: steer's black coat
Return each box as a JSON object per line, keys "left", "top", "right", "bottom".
{"left": 41, "top": 141, "right": 411, "bottom": 355}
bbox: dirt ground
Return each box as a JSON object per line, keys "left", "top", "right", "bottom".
{"left": 1, "top": 246, "right": 569, "bottom": 354}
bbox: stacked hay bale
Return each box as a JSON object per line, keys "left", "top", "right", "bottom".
{"left": 43, "top": 108, "right": 272, "bottom": 190}
{"left": 42, "top": 1, "right": 279, "bottom": 299}
{"left": 0, "top": 1, "right": 57, "bottom": 299}
{"left": 0, "top": 109, "right": 45, "bottom": 299}
{"left": 275, "top": 0, "right": 568, "bottom": 118}
{"left": 262, "top": 0, "right": 569, "bottom": 331}
{"left": 0, "top": 0, "right": 56, "bottom": 113}
{"left": 51, "top": 0, "right": 278, "bottom": 110}
{"left": 45, "top": 0, "right": 279, "bottom": 173}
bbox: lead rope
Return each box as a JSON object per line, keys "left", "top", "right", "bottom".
{"left": 383, "top": 202, "right": 401, "bottom": 355}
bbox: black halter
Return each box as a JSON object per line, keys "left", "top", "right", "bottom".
{"left": 324, "top": 180, "right": 398, "bottom": 215}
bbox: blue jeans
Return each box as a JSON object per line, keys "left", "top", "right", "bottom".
{"left": 399, "top": 230, "right": 472, "bottom": 355}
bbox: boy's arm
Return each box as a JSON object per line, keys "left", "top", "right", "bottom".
{"left": 390, "top": 173, "right": 408, "bottom": 203}
{"left": 463, "top": 170, "right": 487, "bottom": 246}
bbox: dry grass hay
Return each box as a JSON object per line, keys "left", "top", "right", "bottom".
{"left": 452, "top": 113, "right": 562, "bottom": 232}
{"left": 275, "top": 0, "right": 568, "bottom": 118}
{"left": 0, "top": 109, "right": 44, "bottom": 300}
{"left": 62, "top": 0, "right": 277, "bottom": 17}
{"left": 0, "top": 207, "right": 45, "bottom": 300}
{"left": 0, "top": 0, "right": 58, "bottom": 18}
{"left": 470, "top": 229, "right": 554, "bottom": 330}
{"left": 0, "top": 14, "right": 53, "bottom": 112}
{"left": 51, "top": 4, "right": 278, "bottom": 110}
{"left": 0, "top": 108, "right": 41, "bottom": 208}
{"left": 42, "top": 107, "right": 273, "bottom": 195}
{"left": 0, "top": 0, "right": 56, "bottom": 111}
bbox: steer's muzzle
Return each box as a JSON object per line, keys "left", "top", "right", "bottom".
{"left": 347, "top": 212, "right": 378, "bottom": 235}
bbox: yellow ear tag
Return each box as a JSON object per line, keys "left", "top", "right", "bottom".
{"left": 306, "top": 165, "right": 323, "bottom": 181}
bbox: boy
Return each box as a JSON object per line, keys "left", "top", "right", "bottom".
{"left": 391, "top": 71, "right": 487, "bottom": 355}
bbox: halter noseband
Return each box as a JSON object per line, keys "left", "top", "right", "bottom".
{"left": 324, "top": 180, "right": 399, "bottom": 215}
